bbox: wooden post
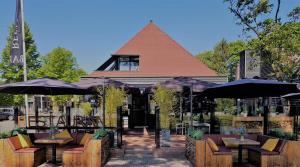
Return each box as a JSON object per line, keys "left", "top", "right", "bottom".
{"left": 13, "top": 107, "right": 18, "bottom": 126}
{"left": 155, "top": 106, "right": 160, "bottom": 148}
{"left": 66, "top": 106, "right": 71, "bottom": 132}
{"left": 35, "top": 101, "right": 39, "bottom": 128}
{"left": 263, "top": 98, "right": 269, "bottom": 135}
{"left": 209, "top": 99, "right": 215, "bottom": 134}
{"left": 117, "top": 106, "right": 122, "bottom": 148}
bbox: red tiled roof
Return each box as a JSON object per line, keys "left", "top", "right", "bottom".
{"left": 89, "top": 22, "right": 218, "bottom": 78}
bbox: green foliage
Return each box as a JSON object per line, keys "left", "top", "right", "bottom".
{"left": 11, "top": 128, "right": 27, "bottom": 136}
{"left": 105, "top": 87, "right": 126, "bottom": 127}
{"left": 269, "top": 128, "right": 297, "bottom": 140}
{"left": 196, "top": 39, "right": 246, "bottom": 80}
{"left": 93, "top": 128, "right": 108, "bottom": 139}
{"left": 0, "top": 23, "right": 41, "bottom": 82}
{"left": 37, "top": 47, "right": 87, "bottom": 107}
{"left": 80, "top": 102, "right": 93, "bottom": 116}
{"left": 225, "top": 0, "right": 300, "bottom": 81}
{"left": 0, "top": 23, "right": 41, "bottom": 106}
{"left": 188, "top": 129, "right": 204, "bottom": 140}
{"left": 153, "top": 86, "right": 176, "bottom": 129}
{"left": 216, "top": 99, "right": 236, "bottom": 114}
{"left": 0, "top": 131, "right": 11, "bottom": 139}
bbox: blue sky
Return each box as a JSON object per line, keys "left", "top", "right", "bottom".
{"left": 0, "top": 0, "right": 298, "bottom": 73}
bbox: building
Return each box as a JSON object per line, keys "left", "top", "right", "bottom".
{"left": 87, "top": 21, "right": 226, "bottom": 128}
{"left": 236, "top": 50, "right": 273, "bottom": 80}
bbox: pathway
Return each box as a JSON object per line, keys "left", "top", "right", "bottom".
{"left": 105, "top": 133, "right": 192, "bottom": 167}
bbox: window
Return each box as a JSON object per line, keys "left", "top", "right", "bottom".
{"left": 118, "top": 56, "right": 139, "bottom": 71}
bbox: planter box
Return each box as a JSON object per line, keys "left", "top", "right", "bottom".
{"left": 185, "top": 136, "right": 205, "bottom": 167}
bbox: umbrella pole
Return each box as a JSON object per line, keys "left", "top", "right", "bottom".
{"left": 190, "top": 86, "right": 193, "bottom": 128}
{"left": 263, "top": 98, "right": 269, "bottom": 135}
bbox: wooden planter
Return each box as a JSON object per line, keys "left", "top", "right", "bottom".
{"left": 63, "top": 135, "right": 110, "bottom": 167}
{"left": 185, "top": 136, "right": 205, "bottom": 167}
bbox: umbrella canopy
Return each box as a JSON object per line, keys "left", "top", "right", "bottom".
{"left": 74, "top": 77, "right": 126, "bottom": 90}
{"left": 203, "top": 79, "right": 299, "bottom": 98}
{"left": 0, "top": 77, "right": 92, "bottom": 95}
{"left": 282, "top": 93, "right": 300, "bottom": 99}
{"left": 155, "top": 77, "right": 218, "bottom": 93}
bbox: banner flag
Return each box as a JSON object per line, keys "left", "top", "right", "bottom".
{"left": 10, "top": 0, "right": 24, "bottom": 65}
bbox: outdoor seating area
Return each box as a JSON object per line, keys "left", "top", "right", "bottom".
{"left": 0, "top": 129, "right": 111, "bottom": 167}
{"left": 186, "top": 134, "right": 300, "bottom": 167}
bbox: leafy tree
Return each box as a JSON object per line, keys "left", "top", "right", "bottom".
{"left": 0, "top": 23, "right": 41, "bottom": 82}
{"left": 196, "top": 39, "right": 246, "bottom": 81}
{"left": 37, "top": 47, "right": 87, "bottom": 110}
{"left": 37, "top": 47, "right": 86, "bottom": 82}
{"left": 80, "top": 102, "right": 93, "bottom": 116}
{"left": 224, "top": 0, "right": 300, "bottom": 81}
{"left": 105, "top": 86, "right": 126, "bottom": 127}
{"left": 0, "top": 23, "right": 41, "bottom": 106}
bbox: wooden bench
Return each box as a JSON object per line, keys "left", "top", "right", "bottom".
{"left": 0, "top": 136, "right": 46, "bottom": 167}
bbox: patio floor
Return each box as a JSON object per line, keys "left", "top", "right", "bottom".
{"left": 105, "top": 133, "right": 192, "bottom": 167}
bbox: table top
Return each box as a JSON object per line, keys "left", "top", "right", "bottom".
{"left": 224, "top": 138, "right": 260, "bottom": 146}
{"left": 35, "top": 137, "right": 73, "bottom": 145}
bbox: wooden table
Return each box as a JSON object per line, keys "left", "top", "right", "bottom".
{"left": 224, "top": 138, "right": 260, "bottom": 165}
{"left": 35, "top": 137, "right": 73, "bottom": 164}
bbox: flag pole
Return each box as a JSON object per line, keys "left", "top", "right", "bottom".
{"left": 20, "top": 0, "right": 29, "bottom": 127}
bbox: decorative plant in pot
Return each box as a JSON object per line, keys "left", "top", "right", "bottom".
{"left": 154, "top": 86, "right": 176, "bottom": 147}
{"left": 239, "top": 126, "right": 246, "bottom": 141}
{"left": 105, "top": 86, "right": 126, "bottom": 147}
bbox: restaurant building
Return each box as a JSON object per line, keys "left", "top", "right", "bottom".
{"left": 87, "top": 21, "right": 226, "bottom": 128}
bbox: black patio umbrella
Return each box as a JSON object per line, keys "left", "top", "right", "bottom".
{"left": 282, "top": 93, "right": 300, "bottom": 99}
{"left": 0, "top": 77, "right": 94, "bottom": 130}
{"left": 154, "top": 77, "right": 219, "bottom": 127}
{"left": 156, "top": 76, "right": 218, "bottom": 93}
{"left": 203, "top": 79, "right": 299, "bottom": 98}
{"left": 203, "top": 78, "right": 300, "bottom": 134}
{"left": 0, "top": 77, "right": 93, "bottom": 95}
{"left": 74, "top": 77, "right": 126, "bottom": 90}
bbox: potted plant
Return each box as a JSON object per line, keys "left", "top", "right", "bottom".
{"left": 193, "top": 115, "right": 200, "bottom": 126}
{"left": 105, "top": 86, "right": 126, "bottom": 147}
{"left": 239, "top": 127, "right": 246, "bottom": 141}
{"left": 154, "top": 86, "right": 176, "bottom": 147}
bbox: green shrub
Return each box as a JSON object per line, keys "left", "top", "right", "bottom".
{"left": 154, "top": 86, "right": 176, "bottom": 129}
{"left": 80, "top": 102, "right": 93, "bottom": 116}
{"left": 93, "top": 128, "right": 108, "bottom": 139}
{"left": 268, "top": 128, "right": 297, "bottom": 140}
{"left": 188, "top": 129, "right": 204, "bottom": 140}
{"left": 105, "top": 87, "right": 126, "bottom": 127}
{"left": 11, "top": 128, "right": 27, "bottom": 136}
{"left": 0, "top": 131, "right": 11, "bottom": 139}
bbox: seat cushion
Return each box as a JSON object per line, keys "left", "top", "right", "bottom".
{"left": 64, "top": 146, "right": 84, "bottom": 154}
{"left": 248, "top": 147, "right": 279, "bottom": 155}
{"left": 214, "top": 146, "right": 232, "bottom": 155}
{"left": 18, "top": 134, "right": 34, "bottom": 148}
{"left": 274, "top": 140, "right": 286, "bottom": 153}
{"left": 15, "top": 147, "right": 43, "bottom": 153}
{"left": 261, "top": 138, "right": 279, "bottom": 152}
{"left": 55, "top": 130, "right": 73, "bottom": 140}
{"left": 8, "top": 136, "right": 22, "bottom": 151}
{"left": 79, "top": 133, "right": 92, "bottom": 146}
{"left": 207, "top": 138, "right": 219, "bottom": 152}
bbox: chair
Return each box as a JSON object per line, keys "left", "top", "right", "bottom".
{"left": 0, "top": 136, "right": 46, "bottom": 167}
{"left": 63, "top": 136, "right": 110, "bottom": 167}
{"left": 205, "top": 138, "right": 233, "bottom": 167}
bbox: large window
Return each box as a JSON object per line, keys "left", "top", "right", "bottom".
{"left": 119, "top": 56, "right": 139, "bottom": 71}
